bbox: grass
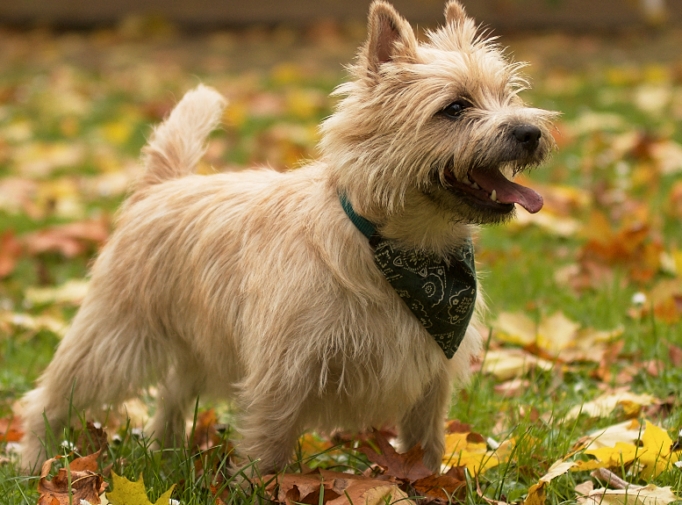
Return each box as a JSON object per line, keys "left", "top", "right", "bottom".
{"left": 1, "top": 23, "right": 682, "bottom": 505}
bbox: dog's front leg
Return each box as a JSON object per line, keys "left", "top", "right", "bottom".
{"left": 232, "top": 382, "right": 309, "bottom": 477}
{"left": 397, "top": 369, "right": 452, "bottom": 473}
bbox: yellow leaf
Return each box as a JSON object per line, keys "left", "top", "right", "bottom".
{"left": 524, "top": 482, "right": 546, "bottom": 505}
{"left": 638, "top": 421, "right": 679, "bottom": 479}
{"left": 573, "top": 442, "right": 639, "bottom": 472}
{"left": 443, "top": 433, "right": 468, "bottom": 457}
{"left": 443, "top": 436, "right": 514, "bottom": 476}
{"left": 493, "top": 312, "right": 536, "bottom": 346}
{"left": 536, "top": 312, "right": 580, "bottom": 356}
{"left": 107, "top": 472, "right": 176, "bottom": 505}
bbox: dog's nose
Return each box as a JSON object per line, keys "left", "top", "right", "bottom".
{"left": 513, "top": 125, "right": 541, "bottom": 149}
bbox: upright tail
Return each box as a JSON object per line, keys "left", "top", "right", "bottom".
{"left": 137, "top": 84, "right": 227, "bottom": 190}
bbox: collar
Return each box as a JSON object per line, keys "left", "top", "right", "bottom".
{"left": 339, "top": 193, "right": 375, "bottom": 240}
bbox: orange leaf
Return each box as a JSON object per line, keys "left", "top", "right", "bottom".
{"left": 0, "top": 416, "right": 23, "bottom": 442}
{"left": 0, "top": 230, "right": 22, "bottom": 278}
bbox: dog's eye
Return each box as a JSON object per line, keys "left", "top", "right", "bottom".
{"left": 442, "top": 100, "right": 470, "bottom": 119}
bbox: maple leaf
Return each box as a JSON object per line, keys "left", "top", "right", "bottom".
{"left": 106, "top": 472, "right": 176, "bottom": 505}
{"left": 262, "top": 468, "right": 410, "bottom": 505}
{"left": 356, "top": 430, "right": 431, "bottom": 482}
{"left": 412, "top": 467, "right": 466, "bottom": 504}
{"left": 37, "top": 450, "right": 108, "bottom": 505}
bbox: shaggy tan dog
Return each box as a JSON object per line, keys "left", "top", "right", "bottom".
{"left": 20, "top": 0, "right": 556, "bottom": 475}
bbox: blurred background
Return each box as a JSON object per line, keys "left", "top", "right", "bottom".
{"left": 0, "top": 0, "right": 680, "bottom": 29}
{"left": 2, "top": 0, "right": 682, "bottom": 466}
{"left": 2, "top": 1, "right": 682, "bottom": 502}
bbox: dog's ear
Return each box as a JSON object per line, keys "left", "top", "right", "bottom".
{"left": 444, "top": 0, "right": 468, "bottom": 26}
{"left": 364, "top": 1, "right": 417, "bottom": 75}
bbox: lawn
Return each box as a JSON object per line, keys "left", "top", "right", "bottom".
{"left": 1, "top": 20, "right": 682, "bottom": 505}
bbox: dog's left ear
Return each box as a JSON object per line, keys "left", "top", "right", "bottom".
{"left": 364, "top": 0, "right": 417, "bottom": 75}
{"left": 444, "top": 0, "right": 468, "bottom": 25}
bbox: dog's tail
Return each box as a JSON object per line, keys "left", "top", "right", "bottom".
{"left": 137, "top": 84, "right": 227, "bottom": 190}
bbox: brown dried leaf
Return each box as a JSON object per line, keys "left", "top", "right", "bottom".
{"left": 262, "top": 468, "right": 410, "bottom": 505}
{"left": 37, "top": 450, "right": 108, "bottom": 505}
{"left": 76, "top": 421, "right": 109, "bottom": 456}
{"left": 357, "top": 430, "right": 432, "bottom": 482}
{"left": 412, "top": 471, "right": 466, "bottom": 503}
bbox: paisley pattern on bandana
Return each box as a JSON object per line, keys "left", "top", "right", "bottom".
{"left": 339, "top": 194, "right": 477, "bottom": 359}
{"left": 373, "top": 238, "right": 476, "bottom": 359}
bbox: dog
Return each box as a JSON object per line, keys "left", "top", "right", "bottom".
{"left": 20, "top": 0, "right": 556, "bottom": 475}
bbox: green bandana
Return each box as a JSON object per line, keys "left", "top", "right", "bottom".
{"left": 340, "top": 194, "right": 477, "bottom": 359}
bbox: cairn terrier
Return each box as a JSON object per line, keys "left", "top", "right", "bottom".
{"left": 21, "top": 0, "right": 556, "bottom": 474}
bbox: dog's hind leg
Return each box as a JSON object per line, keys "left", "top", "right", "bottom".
{"left": 148, "top": 350, "right": 206, "bottom": 451}
{"left": 397, "top": 369, "right": 452, "bottom": 473}
{"left": 19, "top": 295, "right": 166, "bottom": 472}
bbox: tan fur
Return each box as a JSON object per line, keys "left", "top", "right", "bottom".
{"left": 20, "top": 1, "right": 556, "bottom": 475}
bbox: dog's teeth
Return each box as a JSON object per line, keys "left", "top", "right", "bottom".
{"left": 490, "top": 189, "right": 497, "bottom": 202}
{"left": 462, "top": 178, "right": 472, "bottom": 186}
{"left": 471, "top": 182, "right": 480, "bottom": 190}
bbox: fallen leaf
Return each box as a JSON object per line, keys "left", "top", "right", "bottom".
{"left": 0, "top": 230, "right": 22, "bottom": 278}
{"left": 23, "top": 218, "right": 109, "bottom": 258}
{"left": 523, "top": 460, "right": 578, "bottom": 505}
{"left": 37, "top": 450, "right": 108, "bottom": 505}
{"left": 412, "top": 468, "right": 466, "bottom": 503}
{"left": 77, "top": 421, "right": 108, "bottom": 456}
{"left": 577, "top": 484, "right": 679, "bottom": 505}
{"left": 0, "top": 416, "right": 23, "bottom": 442}
{"left": 0, "top": 311, "right": 67, "bottom": 337}
{"left": 357, "top": 430, "right": 431, "bottom": 482}
{"left": 106, "top": 472, "right": 176, "bottom": 505}
{"left": 578, "top": 419, "right": 642, "bottom": 450}
{"left": 566, "top": 391, "right": 657, "bottom": 420}
{"left": 572, "top": 420, "right": 681, "bottom": 479}
{"left": 25, "top": 279, "right": 90, "bottom": 306}
{"left": 482, "top": 348, "right": 554, "bottom": 381}
{"left": 443, "top": 433, "right": 514, "bottom": 476}
{"left": 261, "top": 468, "right": 411, "bottom": 505}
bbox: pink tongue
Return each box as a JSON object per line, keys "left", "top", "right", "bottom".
{"left": 469, "top": 169, "right": 543, "bottom": 214}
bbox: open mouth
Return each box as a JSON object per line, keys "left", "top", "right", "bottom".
{"left": 443, "top": 164, "right": 543, "bottom": 214}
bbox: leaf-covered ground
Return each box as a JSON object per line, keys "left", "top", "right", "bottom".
{"left": 1, "top": 20, "right": 682, "bottom": 505}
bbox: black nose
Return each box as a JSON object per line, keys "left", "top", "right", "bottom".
{"left": 513, "top": 124, "right": 542, "bottom": 149}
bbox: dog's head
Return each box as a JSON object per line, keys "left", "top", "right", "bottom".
{"left": 322, "top": 0, "right": 558, "bottom": 251}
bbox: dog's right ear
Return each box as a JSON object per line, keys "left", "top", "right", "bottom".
{"left": 363, "top": 1, "right": 417, "bottom": 75}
